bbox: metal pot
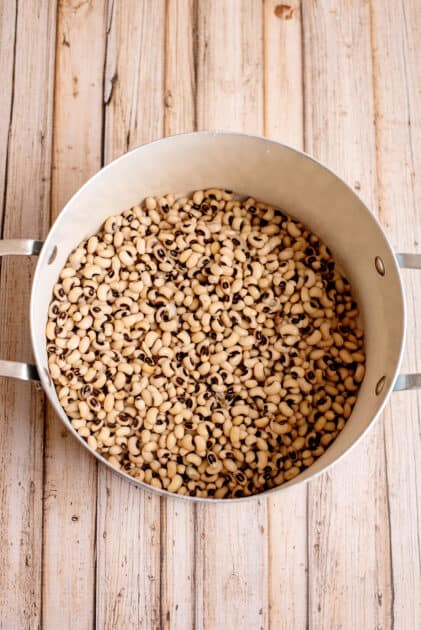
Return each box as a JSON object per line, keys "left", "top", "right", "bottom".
{"left": 0, "top": 132, "right": 419, "bottom": 501}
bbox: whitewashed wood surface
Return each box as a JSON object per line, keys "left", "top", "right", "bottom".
{"left": 0, "top": 1, "right": 420, "bottom": 629}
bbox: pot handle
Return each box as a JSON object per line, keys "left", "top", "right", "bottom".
{"left": 0, "top": 244, "right": 419, "bottom": 388}
{"left": 0, "top": 239, "right": 43, "bottom": 382}
{"left": 394, "top": 252, "right": 421, "bottom": 391}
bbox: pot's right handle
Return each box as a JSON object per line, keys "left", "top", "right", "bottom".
{"left": 394, "top": 253, "right": 421, "bottom": 391}
{"left": 0, "top": 239, "right": 43, "bottom": 382}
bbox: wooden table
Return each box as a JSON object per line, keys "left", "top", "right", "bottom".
{"left": 1, "top": 1, "right": 420, "bottom": 628}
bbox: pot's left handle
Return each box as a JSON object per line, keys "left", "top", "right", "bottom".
{"left": 0, "top": 239, "right": 43, "bottom": 382}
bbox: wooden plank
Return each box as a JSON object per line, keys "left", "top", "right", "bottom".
{"left": 370, "top": 1, "right": 421, "bottom": 627}
{"left": 164, "top": 0, "right": 196, "bottom": 137}
{"left": 263, "top": 2, "right": 308, "bottom": 628}
{"left": 161, "top": 2, "right": 196, "bottom": 629}
{"left": 196, "top": 0, "right": 263, "bottom": 136}
{"left": 96, "top": 2, "right": 166, "bottom": 628}
{"left": 195, "top": 3, "right": 268, "bottom": 629}
{"left": 0, "top": 1, "right": 56, "bottom": 628}
{"left": 0, "top": 0, "right": 16, "bottom": 224}
{"left": 42, "top": 2, "right": 107, "bottom": 628}
{"left": 264, "top": 0, "right": 303, "bottom": 148}
{"left": 160, "top": 496, "right": 195, "bottom": 630}
{"left": 303, "top": 2, "right": 392, "bottom": 628}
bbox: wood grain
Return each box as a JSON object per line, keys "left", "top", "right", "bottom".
{"left": 263, "top": 0, "right": 303, "bottom": 148}
{"left": 303, "top": 2, "right": 392, "bottom": 628}
{"left": 196, "top": 0, "right": 263, "bottom": 136}
{"left": 161, "top": 3, "right": 196, "bottom": 628}
{"left": 370, "top": 0, "right": 421, "bottom": 627}
{"left": 0, "top": 1, "right": 56, "bottom": 628}
{"left": 42, "top": 2, "right": 107, "bottom": 628}
{"left": 96, "top": 2, "right": 165, "bottom": 628}
{"left": 0, "top": 0, "right": 16, "bottom": 224}
{"left": 263, "top": 3, "right": 308, "bottom": 628}
{"left": 164, "top": 0, "right": 196, "bottom": 137}
{"left": 195, "top": 3, "right": 268, "bottom": 630}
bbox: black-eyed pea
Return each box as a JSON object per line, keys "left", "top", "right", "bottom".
{"left": 206, "top": 462, "right": 222, "bottom": 475}
{"left": 133, "top": 468, "right": 145, "bottom": 481}
{"left": 79, "top": 315, "right": 93, "bottom": 330}
{"left": 167, "top": 474, "right": 183, "bottom": 493}
{"left": 339, "top": 348, "right": 353, "bottom": 364}
{"left": 337, "top": 418, "right": 346, "bottom": 431}
{"left": 128, "top": 436, "right": 140, "bottom": 455}
{"left": 71, "top": 418, "right": 86, "bottom": 430}
{"left": 256, "top": 438, "right": 268, "bottom": 452}
{"left": 223, "top": 458, "right": 237, "bottom": 473}
{"left": 257, "top": 451, "right": 268, "bottom": 469}
{"left": 292, "top": 436, "right": 305, "bottom": 450}
{"left": 149, "top": 387, "right": 163, "bottom": 407}
{"left": 223, "top": 331, "right": 240, "bottom": 348}
{"left": 78, "top": 400, "right": 91, "bottom": 419}
{"left": 154, "top": 420, "right": 167, "bottom": 435}
{"left": 298, "top": 423, "right": 308, "bottom": 437}
{"left": 186, "top": 466, "right": 200, "bottom": 480}
{"left": 324, "top": 384, "right": 338, "bottom": 397}
{"left": 354, "top": 364, "right": 365, "bottom": 383}
{"left": 279, "top": 402, "right": 293, "bottom": 418}
{"left": 343, "top": 399, "right": 353, "bottom": 419}
{"left": 284, "top": 466, "right": 300, "bottom": 481}
{"left": 87, "top": 435, "right": 97, "bottom": 450}
{"left": 184, "top": 453, "right": 201, "bottom": 468}
{"left": 149, "top": 478, "right": 162, "bottom": 490}
{"left": 270, "top": 421, "right": 290, "bottom": 435}
{"left": 244, "top": 450, "right": 255, "bottom": 464}
{"left": 318, "top": 397, "right": 331, "bottom": 413}
{"left": 314, "top": 416, "right": 326, "bottom": 431}
{"left": 141, "top": 451, "right": 155, "bottom": 466}
{"left": 273, "top": 471, "right": 284, "bottom": 485}
{"left": 320, "top": 434, "right": 333, "bottom": 447}
{"left": 79, "top": 336, "right": 90, "bottom": 354}
{"left": 194, "top": 435, "right": 207, "bottom": 453}
{"left": 144, "top": 469, "right": 153, "bottom": 483}
{"left": 229, "top": 426, "right": 240, "bottom": 446}
{"left": 109, "top": 444, "right": 123, "bottom": 456}
{"left": 181, "top": 435, "right": 194, "bottom": 452}
{"left": 49, "top": 363, "right": 61, "bottom": 380}
{"left": 306, "top": 329, "right": 322, "bottom": 346}
{"left": 232, "top": 448, "right": 244, "bottom": 463}
{"left": 46, "top": 321, "right": 58, "bottom": 341}
{"left": 254, "top": 416, "right": 270, "bottom": 429}
{"left": 344, "top": 376, "right": 357, "bottom": 391}
{"left": 166, "top": 432, "right": 176, "bottom": 450}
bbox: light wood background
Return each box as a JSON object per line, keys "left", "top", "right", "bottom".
{"left": 0, "top": 1, "right": 420, "bottom": 629}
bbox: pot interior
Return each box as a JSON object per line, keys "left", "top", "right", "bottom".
{"left": 31, "top": 132, "right": 405, "bottom": 494}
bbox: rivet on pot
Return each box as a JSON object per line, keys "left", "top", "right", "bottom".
{"left": 48, "top": 245, "right": 58, "bottom": 265}
{"left": 375, "top": 375, "right": 386, "bottom": 396}
{"left": 374, "top": 256, "right": 385, "bottom": 276}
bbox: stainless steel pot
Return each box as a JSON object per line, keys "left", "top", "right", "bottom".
{"left": 1, "top": 132, "right": 419, "bottom": 502}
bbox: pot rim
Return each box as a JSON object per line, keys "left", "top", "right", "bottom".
{"left": 31, "top": 130, "right": 406, "bottom": 503}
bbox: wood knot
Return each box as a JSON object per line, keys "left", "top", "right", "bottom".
{"left": 274, "top": 4, "right": 295, "bottom": 19}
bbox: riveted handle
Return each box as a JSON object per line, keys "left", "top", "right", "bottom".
{"left": 0, "top": 239, "right": 43, "bottom": 382}
{"left": 393, "top": 252, "right": 421, "bottom": 391}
